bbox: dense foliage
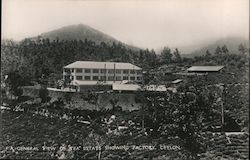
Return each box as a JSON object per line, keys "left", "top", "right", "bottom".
{"left": 138, "top": 86, "right": 223, "bottom": 157}
{"left": 1, "top": 39, "right": 158, "bottom": 81}
{"left": 1, "top": 88, "right": 218, "bottom": 159}
{"left": 2, "top": 38, "right": 248, "bottom": 86}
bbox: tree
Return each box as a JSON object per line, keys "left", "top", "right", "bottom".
{"left": 138, "top": 50, "right": 145, "bottom": 65}
{"left": 215, "top": 46, "right": 222, "bottom": 55}
{"left": 149, "top": 49, "right": 158, "bottom": 67}
{"left": 64, "top": 69, "right": 72, "bottom": 86}
{"left": 205, "top": 50, "right": 212, "bottom": 57}
{"left": 238, "top": 43, "right": 247, "bottom": 54}
{"left": 160, "top": 47, "right": 173, "bottom": 64}
{"left": 173, "top": 48, "right": 182, "bottom": 63}
{"left": 5, "top": 71, "right": 25, "bottom": 98}
{"left": 221, "top": 45, "right": 229, "bottom": 54}
{"left": 143, "top": 49, "right": 158, "bottom": 69}
{"left": 39, "top": 87, "right": 50, "bottom": 103}
{"left": 143, "top": 87, "right": 216, "bottom": 158}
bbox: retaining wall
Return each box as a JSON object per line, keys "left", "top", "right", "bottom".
{"left": 22, "top": 86, "right": 141, "bottom": 111}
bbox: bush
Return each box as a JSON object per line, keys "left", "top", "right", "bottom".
{"left": 39, "top": 87, "right": 50, "bottom": 103}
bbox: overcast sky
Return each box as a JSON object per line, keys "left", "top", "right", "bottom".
{"left": 2, "top": 0, "right": 249, "bottom": 49}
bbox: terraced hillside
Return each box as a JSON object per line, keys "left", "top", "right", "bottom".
{"left": 200, "top": 132, "right": 249, "bottom": 160}
{"left": 0, "top": 108, "right": 189, "bottom": 159}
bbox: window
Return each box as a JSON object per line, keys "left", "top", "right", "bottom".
{"left": 85, "top": 69, "right": 91, "bottom": 73}
{"left": 64, "top": 68, "right": 70, "bottom": 73}
{"left": 93, "top": 76, "right": 99, "bottom": 80}
{"left": 123, "top": 76, "right": 128, "bottom": 80}
{"left": 136, "top": 70, "right": 142, "bottom": 74}
{"left": 108, "top": 69, "right": 114, "bottom": 74}
{"left": 85, "top": 76, "right": 91, "bottom": 80}
{"left": 71, "top": 76, "right": 74, "bottom": 80}
{"left": 116, "top": 76, "right": 122, "bottom": 81}
{"left": 130, "top": 77, "right": 135, "bottom": 80}
{"left": 116, "top": 69, "right": 121, "bottom": 74}
{"left": 130, "top": 70, "right": 135, "bottom": 74}
{"left": 137, "top": 77, "right": 142, "bottom": 80}
{"left": 123, "top": 70, "right": 129, "bottom": 74}
{"left": 71, "top": 69, "right": 74, "bottom": 73}
{"left": 108, "top": 76, "right": 114, "bottom": 81}
{"left": 100, "top": 76, "right": 106, "bottom": 81}
{"left": 93, "top": 69, "right": 99, "bottom": 73}
{"left": 76, "top": 69, "right": 82, "bottom": 73}
{"left": 76, "top": 76, "right": 83, "bottom": 80}
{"left": 101, "top": 69, "right": 106, "bottom": 73}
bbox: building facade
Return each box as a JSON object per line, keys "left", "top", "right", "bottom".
{"left": 63, "top": 61, "right": 143, "bottom": 84}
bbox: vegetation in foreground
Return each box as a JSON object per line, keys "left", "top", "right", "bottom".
{"left": 1, "top": 38, "right": 249, "bottom": 159}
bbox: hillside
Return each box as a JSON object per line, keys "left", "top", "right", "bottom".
{"left": 182, "top": 37, "right": 248, "bottom": 57}
{"left": 33, "top": 24, "right": 140, "bottom": 51}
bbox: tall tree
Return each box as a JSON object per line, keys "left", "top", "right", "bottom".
{"left": 160, "top": 47, "right": 172, "bottom": 64}
{"left": 221, "top": 45, "right": 229, "bottom": 54}
{"left": 238, "top": 43, "right": 247, "bottom": 54}
{"left": 5, "top": 71, "right": 25, "bottom": 98}
{"left": 205, "top": 50, "right": 212, "bottom": 57}
{"left": 150, "top": 49, "right": 158, "bottom": 67}
{"left": 173, "top": 48, "right": 182, "bottom": 63}
{"left": 215, "top": 46, "right": 222, "bottom": 55}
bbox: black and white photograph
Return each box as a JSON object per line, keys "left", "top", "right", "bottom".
{"left": 1, "top": 0, "right": 249, "bottom": 159}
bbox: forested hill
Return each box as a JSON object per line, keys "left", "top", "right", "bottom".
{"left": 32, "top": 24, "right": 140, "bottom": 51}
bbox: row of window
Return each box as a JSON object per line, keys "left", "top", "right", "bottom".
{"left": 74, "top": 75, "right": 142, "bottom": 81}
{"left": 65, "top": 68, "right": 142, "bottom": 74}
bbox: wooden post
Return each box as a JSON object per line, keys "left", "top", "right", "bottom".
{"left": 142, "top": 82, "right": 145, "bottom": 134}
{"left": 114, "top": 63, "right": 116, "bottom": 83}
{"left": 104, "top": 64, "right": 107, "bottom": 82}
{"left": 142, "top": 103, "right": 145, "bottom": 133}
{"left": 219, "top": 84, "right": 224, "bottom": 131}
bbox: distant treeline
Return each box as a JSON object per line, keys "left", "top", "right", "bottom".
{"left": 1, "top": 38, "right": 248, "bottom": 84}
{"left": 1, "top": 38, "right": 182, "bottom": 80}
{"left": 1, "top": 39, "right": 152, "bottom": 78}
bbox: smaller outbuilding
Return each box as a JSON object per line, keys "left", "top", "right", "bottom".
{"left": 172, "top": 79, "right": 183, "bottom": 84}
{"left": 171, "top": 79, "right": 183, "bottom": 88}
{"left": 187, "top": 66, "right": 224, "bottom": 73}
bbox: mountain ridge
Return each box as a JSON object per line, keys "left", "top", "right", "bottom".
{"left": 27, "top": 24, "right": 248, "bottom": 56}
{"left": 181, "top": 37, "right": 248, "bottom": 57}
{"left": 32, "top": 24, "right": 140, "bottom": 51}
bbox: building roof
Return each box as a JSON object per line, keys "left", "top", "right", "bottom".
{"left": 47, "top": 87, "right": 77, "bottom": 92}
{"left": 187, "top": 66, "right": 224, "bottom": 72}
{"left": 173, "top": 72, "right": 207, "bottom": 76}
{"left": 72, "top": 80, "right": 124, "bottom": 86}
{"left": 145, "top": 85, "right": 168, "bottom": 91}
{"left": 112, "top": 84, "right": 176, "bottom": 92}
{"left": 64, "top": 61, "right": 141, "bottom": 70}
{"left": 172, "top": 79, "right": 183, "bottom": 84}
{"left": 112, "top": 84, "right": 141, "bottom": 91}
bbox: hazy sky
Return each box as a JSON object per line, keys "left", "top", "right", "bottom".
{"left": 2, "top": 0, "right": 249, "bottom": 49}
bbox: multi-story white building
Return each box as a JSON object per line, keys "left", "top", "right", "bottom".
{"left": 63, "top": 61, "right": 142, "bottom": 85}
